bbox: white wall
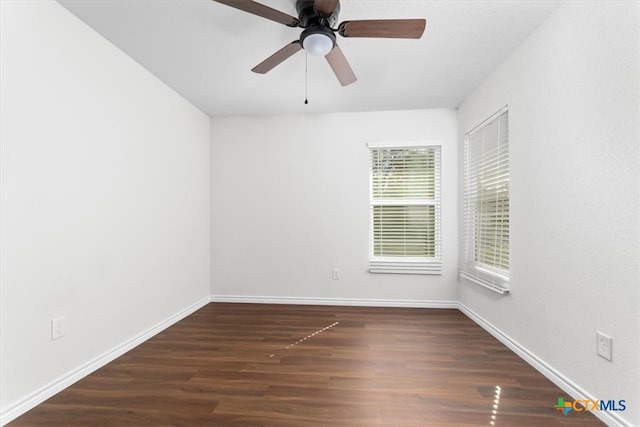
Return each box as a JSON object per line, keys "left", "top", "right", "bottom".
{"left": 458, "top": 2, "right": 639, "bottom": 426}
{"left": 0, "top": 0, "right": 211, "bottom": 420}
{"left": 210, "top": 109, "right": 457, "bottom": 305}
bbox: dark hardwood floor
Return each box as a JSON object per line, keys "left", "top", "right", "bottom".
{"left": 9, "top": 303, "right": 603, "bottom": 426}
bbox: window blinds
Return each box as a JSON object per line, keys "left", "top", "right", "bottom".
{"left": 460, "top": 109, "right": 510, "bottom": 293}
{"left": 369, "top": 144, "right": 441, "bottom": 275}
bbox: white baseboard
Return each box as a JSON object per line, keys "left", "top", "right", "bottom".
{"left": 0, "top": 296, "right": 211, "bottom": 426}
{"left": 211, "top": 294, "right": 458, "bottom": 309}
{"left": 457, "top": 303, "right": 632, "bottom": 427}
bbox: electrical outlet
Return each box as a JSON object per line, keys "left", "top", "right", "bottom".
{"left": 596, "top": 332, "right": 612, "bottom": 361}
{"left": 51, "top": 316, "right": 66, "bottom": 340}
{"left": 332, "top": 268, "right": 340, "bottom": 280}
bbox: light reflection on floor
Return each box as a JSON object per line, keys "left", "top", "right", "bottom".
{"left": 490, "top": 385, "right": 501, "bottom": 425}
{"left": 269, "top": 321, "right": 339, "bottom": 358}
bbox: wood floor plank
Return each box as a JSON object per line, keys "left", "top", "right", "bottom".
{"left": 8, "top": 303, "right": 604, "bottom": 426}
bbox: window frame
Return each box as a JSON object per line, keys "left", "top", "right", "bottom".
{"left": 368, "top": 141, "right": 442, "bottom": 275}
{"left": 460, "top": 107, "right": 510, "bottom": 294}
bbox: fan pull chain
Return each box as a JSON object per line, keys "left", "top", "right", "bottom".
{"left": 304, "top": 51, "right": 309, "bottom": 105}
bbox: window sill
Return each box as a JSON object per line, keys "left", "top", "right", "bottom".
{"left": 369, "top": 260, "right": 441, "bottom": 275}
{"left": 459, "top": 272, "right": 509, "bottom": 295}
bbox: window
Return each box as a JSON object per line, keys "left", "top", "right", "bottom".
{"left": 368, "top": 142, "right": 441, "bottom": 274}
{"left": 460, "top": 107, "right": 510, "bottom": 293}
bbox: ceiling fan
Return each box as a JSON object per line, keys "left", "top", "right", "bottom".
{"left": 213, "top": 0, "right": 426, "bottom": 86}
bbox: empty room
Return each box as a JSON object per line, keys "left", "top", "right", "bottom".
{"left": 1, "top": 0, "right": 638, "bottom": 426}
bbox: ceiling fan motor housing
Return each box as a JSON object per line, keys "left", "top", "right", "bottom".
{"left": 296, "top": 0, "right": 340, "bottom": 28}
{"left": 297, "top": 0, "right": 339, "bottom": 55}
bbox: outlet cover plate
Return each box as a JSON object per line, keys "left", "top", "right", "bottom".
{"left": 51, "top": 316, "right": 66, "bottom": 340}
{"left": 596, "top": 331, "right": 612, "bottom": 361}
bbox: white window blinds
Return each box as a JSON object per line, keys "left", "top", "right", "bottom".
{"left": 369, "top": 143, "right": 441, "bottom": 275}
{"left": 460, "top": 108, "right": 510, "bottom": 293}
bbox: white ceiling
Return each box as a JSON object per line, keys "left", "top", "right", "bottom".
{"left": 57, "top": 0, "right": 560, "bottom": 117}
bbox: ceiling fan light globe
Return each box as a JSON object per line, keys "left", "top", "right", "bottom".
{"left": 302, "top": 33, "right": 334, "bottom": 56}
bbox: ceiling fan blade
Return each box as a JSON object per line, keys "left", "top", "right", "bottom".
{"left": 313, "top": 0, "right": 339, "bottom": 16}
{"left": 338, "top": 19, "right": 426, "bottom": 38}
{"left": 325, "top": 45, "right": 357, "bottom": 86}
{"left": 252, "top": 41, "right": 303, "bottom": 74}
{"left": 213, "top": 0, "right": 300, "bottom": 27}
